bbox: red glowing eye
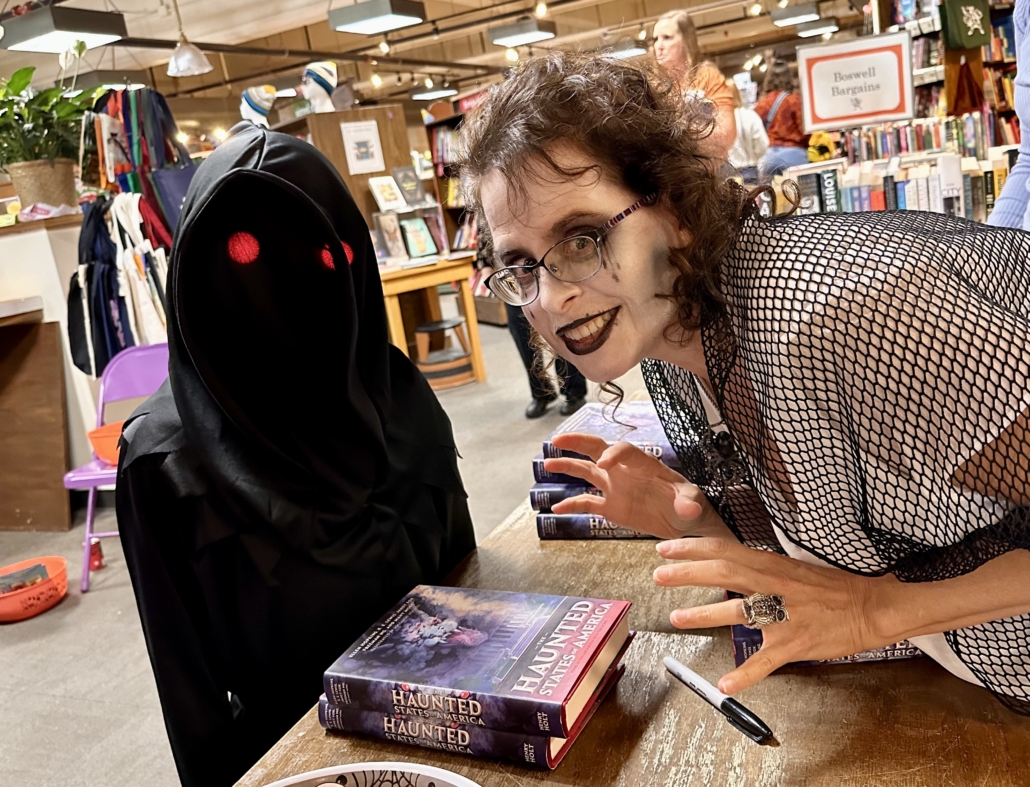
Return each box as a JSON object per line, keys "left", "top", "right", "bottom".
{"left": 320, "top": 244, "right": 336, "bottom": 271}
{"left": 228, "top": 232, "right": 260, "bottom": 264}
{"left": 341, "top": 242, "right": 354, "bottom": 265}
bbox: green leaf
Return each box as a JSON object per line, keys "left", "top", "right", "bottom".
{"left": 6, "top": 67, "right": 35, "bottom": 98}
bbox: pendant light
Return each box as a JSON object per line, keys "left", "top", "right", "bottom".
{"left": 488, "top": 17, "right": 556, "bottom": 47}
{"left": 0, "top": 7, "right": 126, "bottom": 53}
{"left": 167, "top": 0, "right": 212, "bottom": 78}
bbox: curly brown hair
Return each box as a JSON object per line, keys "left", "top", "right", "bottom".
{"left": 456, "top": 51, "right": 746, "bottom": 341}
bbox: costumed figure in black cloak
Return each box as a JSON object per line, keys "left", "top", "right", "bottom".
{"left": 116, "top": 123, "right": 476, "bottom": 787}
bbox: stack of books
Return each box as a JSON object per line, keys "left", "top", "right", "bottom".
{"left": 532, "top": 402, "right": 679, "bottom": 539}
{"left": 319, "top": 585, "right": 633, "bottom": 768}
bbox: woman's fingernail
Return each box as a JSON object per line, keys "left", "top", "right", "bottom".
{"left": 654, "top": 567, "right": 670, "bottom": 582}
{"left": 671, "top": 610, "right": 688, "bottom": 626}
{"left": 656, "top": 540, "right": 672, "bottom": 555}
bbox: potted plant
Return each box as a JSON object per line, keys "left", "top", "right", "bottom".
{"left": 0, "top": 65, "right": 100, "bottom": 209}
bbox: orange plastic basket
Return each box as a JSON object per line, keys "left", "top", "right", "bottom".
{"left": 0, "top": 556, "right": 68, "bottom": 623}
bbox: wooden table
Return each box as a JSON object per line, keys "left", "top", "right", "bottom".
{"left": 379, "top": 255, "right": 486, "bottom": 383}
{"left": 236, "top": 504, "right": 1030, "bottom": 787}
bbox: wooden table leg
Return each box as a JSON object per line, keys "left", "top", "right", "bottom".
{"left": 458, "top": 278, "right": 487, "bottom": 382}
{"left": 384, "top": 294, "right": 408, "bottom": 357}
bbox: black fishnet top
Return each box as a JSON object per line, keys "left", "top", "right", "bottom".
{"left": 642, "top": 209, "right": 1030, "bottom": 714}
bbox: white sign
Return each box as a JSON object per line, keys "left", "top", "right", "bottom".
{"left": 340, "top": 120, "right": 386, "bottom": 175}
{"left": 797, "top": 31, "right": 914, "bottom": 132}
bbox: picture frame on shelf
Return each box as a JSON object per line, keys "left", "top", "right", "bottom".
{"left": 373, "top": 212, "right": 409, "bottom": 261}
{"left": 399, "top": 217, "right": 439, "bottom": 258}
{"left": 368, "top": 176, "right": 409, "bottom": 212}
{"left": 392, "top": 166, "right": 430, "bottom": 206}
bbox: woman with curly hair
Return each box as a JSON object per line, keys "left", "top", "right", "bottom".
{"left": 456, "top": 52, "right": 1030, "bottom": 715}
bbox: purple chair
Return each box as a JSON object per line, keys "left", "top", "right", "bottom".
{"left": 63, "top": 343, "right": 169, "bottom": 592}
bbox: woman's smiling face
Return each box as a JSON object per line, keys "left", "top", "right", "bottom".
{"left": 480, "top": 146, "right": 689, "bottom": 383}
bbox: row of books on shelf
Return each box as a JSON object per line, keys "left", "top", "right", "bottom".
{"left": 439, "top": 176, "right": 465, "bottom": 208}
{"left": 453, "top": 211, "right": 478, "bottom": 251}
{"left": 984, "top": 66, "right": 1017, "bottom": 112}
{"left": 791, "top": 148, "right": 1019, "bottom": 222}
{"left": 318, "top": 584, "right": 633, "bottom": 768}
{"left": 842, "top": 108, "right": 1018, "bottom": 165}
{"left": 911, "top": 35, "right": 942, "bottom": 70}
{"left": 430, "top": 126, "right": 459, "bottom": 172}
{"left": 983, "top": 13, "right": 1016, "bottom": 63}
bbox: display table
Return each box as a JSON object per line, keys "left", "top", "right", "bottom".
{"left": 234, "top": 503, "right": 1030, "bottom": 787}
{"left": 379, "top": 255, "right": 486, "bottom": 383}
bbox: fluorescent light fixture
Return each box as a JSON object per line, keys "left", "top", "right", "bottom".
{"left": 797, "top": 17, "right": 839, "bottom": 36}
{"left": 410, "top": 86, "right": 458, "bottom": 100}
{"left": 1, "top": 7, "right": 126, "bottom": 53}
{"left": 488, "top": 17, "right": 556, "bottom": 47}
{"left": 770, "top": 2, "right": 819, "bottom": 26}
{"left": 329, "top": 0, "right": 426, "bottom": 35}
{"left": 56, "top": 69, "right": 149, "bottom": 92}
{"left": 604, "top": 39, "right": 648, "bottom": 59}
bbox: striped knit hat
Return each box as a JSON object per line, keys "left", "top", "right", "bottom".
{"left": 303, "top": 61, "right": 338, "bottom": 96}
{"left": 242, "top": 84, "right": 277, "bottom": 116}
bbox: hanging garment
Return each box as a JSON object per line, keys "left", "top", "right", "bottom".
{"left": 642, "top": 207, "right": 1030, "bottom": 716}
{"left": 116, "top": 123, "right": 476, "bottom": 787}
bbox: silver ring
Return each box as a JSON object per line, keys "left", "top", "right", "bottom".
{"left": 742, "top": 593, "right": 789, "bottom": 629}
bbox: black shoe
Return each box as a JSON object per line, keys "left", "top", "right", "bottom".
{"left": 525, "top": 397, "right": 553, "bottom": 419}
{"left": 559, "top": 396, "right": 587, "bottom": 416}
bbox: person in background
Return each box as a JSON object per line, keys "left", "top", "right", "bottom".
{"left": 988, "top": 0, "right": 1030, "bottom": 228}
{"left": 755, "top": 59, "right": 809, "bottom": 178}
{"left": 726, "top": 80, "right": 769, "bottom": 184}
{"left": 505, "top": 302, "right": 588, "bottom": 418}
{"left": 653, "top": 10, "right": 737, "bottom": 157}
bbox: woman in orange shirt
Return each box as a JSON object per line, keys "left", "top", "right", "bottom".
{"left": 754, "top": 59, "right": 810, "bottom": 178}
{"left": 652, "top": 10, "right": 736, "bottom": 157}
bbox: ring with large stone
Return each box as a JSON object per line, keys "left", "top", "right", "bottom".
{"left": 741, "top": 593, "right": 789, "bottom": 629}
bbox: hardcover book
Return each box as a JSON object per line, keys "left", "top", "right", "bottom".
{"left": 536, "top": 514, "right": 651, "bottom": 540}
{"left": 323, "top": 585, "right": 633, "bottom": 737}
{"left": 317, "top": 661, "right": 624, "bottom": 768}
{"left": 727, "top": 593, "right": 922, "bottom": 667}
{"left": 533, "top": 455, "right": 584, "bottom": 485}
{"left": 529, "top": 483, "right": 602, "bottom": 512}
{"left": 542, "top": 402, "right": 680, "bottom": 468}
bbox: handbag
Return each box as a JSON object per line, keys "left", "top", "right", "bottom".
{"left": 940, "top": 0, "right": 991, "bottom": 50}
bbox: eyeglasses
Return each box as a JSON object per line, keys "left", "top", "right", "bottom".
{"left": 485, "top": 192, "right": 658, "bottom": 307}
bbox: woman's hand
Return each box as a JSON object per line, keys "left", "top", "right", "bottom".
{"left": 653, "top": 536, "right": 887, "bottom": 694}
{"left": 543, "top": 433, "right": 735, "bottom": 540}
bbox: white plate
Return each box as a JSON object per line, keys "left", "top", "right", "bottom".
{"left": 260, "top": 761, "right": 484, "bottom": 787}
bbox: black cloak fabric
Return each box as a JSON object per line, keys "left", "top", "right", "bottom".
{"left": 116, "top": 123, "right": 476, "bottom": 787}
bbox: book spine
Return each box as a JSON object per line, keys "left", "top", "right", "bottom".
{"left": 859, "top": 185, "right": 872, "bottom": 212}
{"left": 915, "top": 177, "right": 929, "bottom": 212}
{"left": 927, "top": 173, "right": 943, "bottom": 213}
{"left": 896, "top": 181, "right": 907, "bottom": 211}
{"left": 536, "top": 514, "right": 652, "bottom": 540}
{"left": 983, "top": 170, "right": 996, "bottom": 217}
{"left": 972, "top": 174, "right": 987, "bottom": 222}
{"left": 323, "top": 674, "right": 564, "bottom": 737}
{"left": 730, "top": 623, "right": 923, "bottom": 668}
{"left": 869, "top": 188, "right": 886, "bottom": 211}
{"left": 849, "top": 186, "right": 863, "bottom": 212}
{"left": 530, "top": 484, "right": 602, "bottom": 511}
{"left": 962, "top": 173, "right": 974, "bottom": 220}
{"left": 796, "top": 173, "right": 822, "bottom": 214}
{"left": 883, "top": 176, "right": 897, "bottom": 211}
{"left": 840, "top": 184, "right": 853, "bottom": 213}
{"left": 533, "top": 458, "right": 587, "bottom": 485}
{"left": 819, "top": 170, "right": 840, "bottom": 212}
{"left": 318, "top": 698, "right": 552, "bottom": 768}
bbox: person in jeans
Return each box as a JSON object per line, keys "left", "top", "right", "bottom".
{"left": 755, "top": 60, "right": 809, "bottom": 178}
{"left": 726, "top": 80, "right": 769, "bottom": 184}
{"left": 505, "top": 302, "right": 587, "bottom": 418}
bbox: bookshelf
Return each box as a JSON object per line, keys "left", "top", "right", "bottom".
{"left": 982, "top": 2, "right": 1018, "bottom": 143}
{"left": 426, "top": 112, "right": 469, "bottom": 252}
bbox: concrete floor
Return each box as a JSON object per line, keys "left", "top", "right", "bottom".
{"left": 0, "top": 318, "right": 645, "bottom": 787}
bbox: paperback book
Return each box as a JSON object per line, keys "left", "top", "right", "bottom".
{"left": 323, "top": 585, "right": 633, "bottom": 737}
{"left": 536, "top": 514, "right": 651, "bottom": 540}
{"left": 317, "top": 661, "right": 624, "bottom": 768}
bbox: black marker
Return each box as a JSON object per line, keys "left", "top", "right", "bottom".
{"left": 663, "top": 656, "right": 775, "bottom": 745}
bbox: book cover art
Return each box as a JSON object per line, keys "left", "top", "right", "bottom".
{"left": 317, "top": 662, "right": 625, "bottom": 769}
{"left": 368, "top": 176, "right": 409, "bottom": 212}
{"left": 529, "top": 483, "right": 602, "bottom": 512}
{"left": 543, "top": 402, "right": 680, "bottom": 468}
{"left": 400, "top": 217, "right": 439, "bottom": 258}
{"left": 536, "top": 514, "right": 652, "bottom": 540}
{"left": 374, "top": 212, "right": 409, "bottom": 260}
{"left": 795, "top": 173, "right": 822, "bottom": 215}
{"left": 324, "top": 585, "right": 631, "bottom": 736}
{"left": 392, "top": 166, "right": 428, "bottom": 206}
{"left": 0, "top": 563, "right": 48, "bottom": 594}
